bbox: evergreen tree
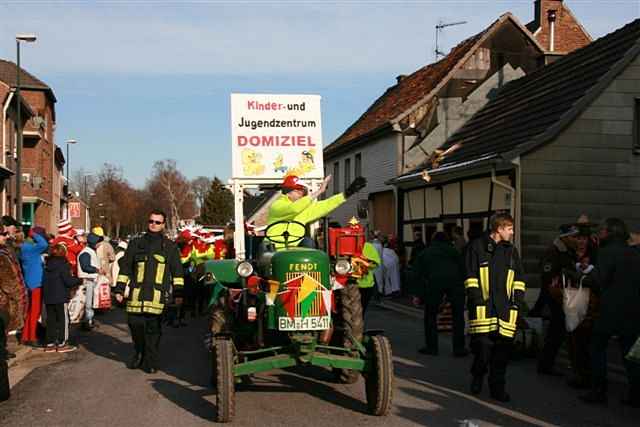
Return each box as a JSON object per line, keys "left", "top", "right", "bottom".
{"left": 199, "top": 177, "right": 234, "bottom": 225}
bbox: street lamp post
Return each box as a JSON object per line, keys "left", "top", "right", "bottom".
{"left": 65, "top": 139, "right": 77, "bottom": 195}
{"left": 15, "top": 33, "right": 37, "bottom": 224}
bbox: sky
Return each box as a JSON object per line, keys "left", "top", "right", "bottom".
{"left": 0, "top": 0, "right": 638, "bottom": 187}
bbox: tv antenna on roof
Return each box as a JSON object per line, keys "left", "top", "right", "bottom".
{"left": 435, "top": 20, "right": 468, "bottom": 60}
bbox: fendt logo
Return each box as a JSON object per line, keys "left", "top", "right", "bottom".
{"left": 289, "top": 263, "right": 318, "bottom": 272}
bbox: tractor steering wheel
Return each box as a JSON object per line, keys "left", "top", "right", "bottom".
{"left": 265, "top": 220, "right": 306, "bottom": 246}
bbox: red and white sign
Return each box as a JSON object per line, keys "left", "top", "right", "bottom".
{"left": 69, "top": 202, "right": 82, "bottom": 219}
{"left": 231, "top": 93, "right": 324, "bottom": 180}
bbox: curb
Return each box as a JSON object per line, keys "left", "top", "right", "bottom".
{"left": 7, "top": 345, "right": 32, "bottom": 369}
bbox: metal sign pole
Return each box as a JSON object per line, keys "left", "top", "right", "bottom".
{"left": 233, "top": 179, "right": 246, "bottom": 261}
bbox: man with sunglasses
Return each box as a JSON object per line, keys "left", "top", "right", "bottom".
{"left": 114, "top": 210, "right": 184, "bottom": 373}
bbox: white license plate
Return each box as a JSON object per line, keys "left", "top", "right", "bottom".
{"left": 278, "top": 316, "right": 331, "bottom": 331}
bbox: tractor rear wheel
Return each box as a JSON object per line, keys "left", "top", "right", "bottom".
{"left": 214, "top": 339, "right": 235, "bottom": 423}
{"left": 335, "top": 282, "right": 364, "bottom": 384}
{"left": 365, "top": 335, "right": 394, "bottom": 416}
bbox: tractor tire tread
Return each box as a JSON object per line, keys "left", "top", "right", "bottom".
{"left": 366, "top": 335, "right": 394, "bottom": 416}
{"left": 337, "top": 282, "right": 364, "bottom": 384}
{"left": 215, "top": 339, "right": 235, "bottom": 423}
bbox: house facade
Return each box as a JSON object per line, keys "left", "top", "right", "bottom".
{"left": 391, "top": 19, "right": 640, "bottom": 285}
{"left": 0, "top": 82, "right": 33, "bottom": 219}
{"left": 324, "top": 12, "right": 548, "bottom": 236}
{"left": 0, "top": 59, "right": 60, "bottom": 231}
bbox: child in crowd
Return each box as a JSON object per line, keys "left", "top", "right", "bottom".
{"left": 42, "top": 244, "right": 81, "bottom": 352}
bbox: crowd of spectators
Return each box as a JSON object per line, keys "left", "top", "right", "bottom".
{"left": 0, "top": 216, "right": 121, "bottom": 402}
{"left": 404, "top": 214, "right": 640, "bottom": 407}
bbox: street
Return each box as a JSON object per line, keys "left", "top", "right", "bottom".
{"left": 1, "top": 306, "right": 637, "bottom": 427}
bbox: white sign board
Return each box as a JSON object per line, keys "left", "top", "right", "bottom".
{"left": 231, "top": 93, "right": 324, "bottom": 181}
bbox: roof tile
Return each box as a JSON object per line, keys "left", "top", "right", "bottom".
{"left": 324, "top": 29, "right": 486, "bottom": 154}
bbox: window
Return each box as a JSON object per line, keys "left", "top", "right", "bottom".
{"left": 634, "top": 98, "right": 640, "bottom": 154}
{"left": 355, "top": 153, "right": 362, "bottom": 177}
{"left": 333, "top": 162, "right": 340, "bottom": 194}
{"left": 344, "top": 158, "right": 351, "bottom": 191}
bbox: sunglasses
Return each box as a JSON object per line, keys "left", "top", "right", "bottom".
{"left": 148, "top": 220, "right": 164, "bottom": 225}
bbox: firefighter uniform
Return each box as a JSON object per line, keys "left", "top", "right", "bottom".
{"left": 115, "top": 231, "right": 184, "bottom": 371}
{"left": 465, "top": 234, "right": 526, "bottom": 397}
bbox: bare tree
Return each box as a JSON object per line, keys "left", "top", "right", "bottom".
{"left": 191, "top": 176, "right": 212, "bottom": 209}
{"left": 70, "top": 167, "right": 96, "bottom": 200}
{"left": 91, "top": 163, "right": 140, "bottom": 238}
{"left": 146, "top": 159, "right": 195, "bottom": 233}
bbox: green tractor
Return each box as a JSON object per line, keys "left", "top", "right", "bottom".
{"left": 203, "top": 220, "right": 394, "bottom": 422}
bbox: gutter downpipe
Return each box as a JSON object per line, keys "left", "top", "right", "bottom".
{"left": 491, "top": 166, "right": 519, "bottom": 251}
{"left": 2, "top": 92, "right": 14, "bottom": 216}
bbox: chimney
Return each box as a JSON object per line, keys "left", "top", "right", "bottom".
{"left": 396, "top": 75, "right": 408, "bottom": 84}
{"left": 548, "top": 8, "right": 557, "bottom": 52}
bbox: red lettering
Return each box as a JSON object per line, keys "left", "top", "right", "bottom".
{"left": 247, "top": 101, "right": 255, "bottom": 109}
{"left": 308, "top": 136, "right": 315, "bottom": 146}
{"left": 238, "top": 136, "right": 248, "bottom": 146}
{"left": 249, "top": 136, "right": 260, "bottom": 146}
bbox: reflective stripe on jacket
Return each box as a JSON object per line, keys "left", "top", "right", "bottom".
{"left": 116, "top": 232, "right": 184, "bottom": 315}
{"left": 465, "top": 234, "right": 526, "bottom": 339}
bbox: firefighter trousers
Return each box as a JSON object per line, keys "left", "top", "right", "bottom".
{"left": 471, "top": 334, "right": 512, "bottom": 393}
{"left": 128, "top": 313, "right": 162, "bottom": 370}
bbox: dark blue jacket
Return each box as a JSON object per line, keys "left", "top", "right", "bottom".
{"left": 42, "top": 256, "right": 82, "bottom": 305}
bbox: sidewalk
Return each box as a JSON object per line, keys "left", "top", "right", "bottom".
{"left": 6, "top": 334, "right": 66, "bottom": 388}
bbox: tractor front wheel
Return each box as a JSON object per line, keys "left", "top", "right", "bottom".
{"left": 214, "top": 339, "right": 236, "bottom": 423}
{"left": 335, "top": 282, "right": 364, "bottom": 384}
{"left": 365, "top": 335, "right": 394, "bottom": 416}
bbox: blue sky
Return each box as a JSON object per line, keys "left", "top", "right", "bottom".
{"left": 0, "top": 0, "right": 638, "bottom": 186}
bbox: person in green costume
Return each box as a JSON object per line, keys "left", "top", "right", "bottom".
{"left": 357, "top": 241, "right": 381, "bottom": 313}
{"left": 266, "top": 174, "right": 366, "bottom": 247}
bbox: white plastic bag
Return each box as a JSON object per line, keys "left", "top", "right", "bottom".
{"left": 68, "top": 284, "right": 86, "bottom": 324}
{"left": 563, "top": 274, "right": 590, "bottom": 332}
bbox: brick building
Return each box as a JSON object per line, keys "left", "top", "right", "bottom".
{"left": 0, "top": 80, "right": 34, "bottom": 218}
{"left": 0, "top": 59, "right": 61, "bottom": 231}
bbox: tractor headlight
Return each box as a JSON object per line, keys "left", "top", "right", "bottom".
{"left": 237, "top": 261, "right": 254, "bottom": 278}
{"left": 335, "top": 259, "right": 351, "bottom": 275}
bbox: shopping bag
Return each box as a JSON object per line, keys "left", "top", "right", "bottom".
{"left": 563, "top": 274, "right": 590, "bottom": 332}
{"left": 625, "top": 337, "right": 640, "bottom": 365}
{"left": 93, "top": 275, "right": 112, "bottom": 310}
{"left": 68, "top": 285, "right": 86, "bottom": 324}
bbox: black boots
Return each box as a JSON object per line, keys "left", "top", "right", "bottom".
{"left": 1, "top": 361, "right": 9, "bottom": 402}
{"left": 142, "top": 366, "right": 157, "bottom": 374}
{"left": 470, "top": 376, "right": 511, "bottom": 402}
{"left": 126, "top": 353, "right": 143, "bottom": 370}
{"left": 490, "top": 389, "right": 511, "bottom": 403}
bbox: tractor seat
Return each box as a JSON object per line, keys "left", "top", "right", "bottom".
{"left": 256, "top": 240, "right": 276, "bottom": 276}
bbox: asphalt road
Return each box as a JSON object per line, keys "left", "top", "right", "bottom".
{"left": 1, "top": 306, "right": 637, "bottom": 427}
